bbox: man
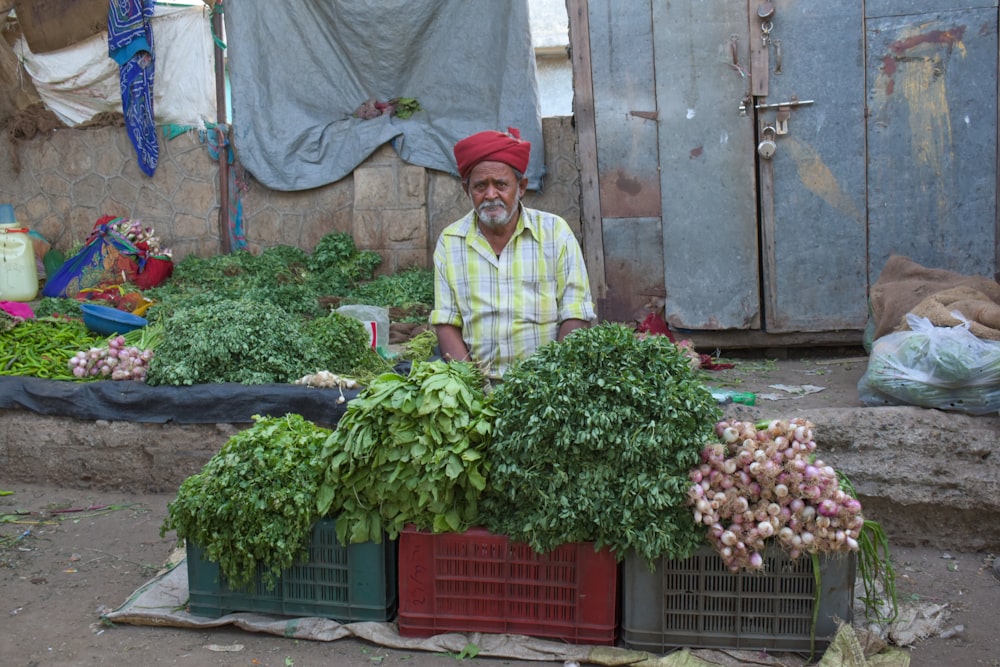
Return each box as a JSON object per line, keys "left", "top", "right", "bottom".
{"left": 430, "top": 127, "right": 596, "bottom": 378}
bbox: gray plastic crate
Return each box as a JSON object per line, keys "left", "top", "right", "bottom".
{"left": 622, "top": 545, "right": 855, "bottom": 652}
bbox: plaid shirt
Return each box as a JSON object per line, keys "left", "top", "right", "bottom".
{"left": 430, "top": 206, "right": 595, "bottom": 377}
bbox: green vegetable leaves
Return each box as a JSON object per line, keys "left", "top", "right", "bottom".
{"left": 315, "top": 360, "right": 494, "bottom": 545}
{"left": 145, "top": 298, "right": 327, "bottom": 386}
{"left": 480, "top": 323, "right": 722, "bottom": 563}
{"left": 304, "top": 310, "right": 394, "bottom": 383}
{"left": 160, "top": 414, "right": 330, "bottom": 590}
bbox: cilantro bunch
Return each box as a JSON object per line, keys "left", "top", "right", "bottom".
{"left": 145, "top": 297, "right": 326, "bottom": 385}
{"left": 161, "top": 414, "right": 330, "bottom": 590}
{"left": 480, "top": 323, "right": 722, "bottom": 563}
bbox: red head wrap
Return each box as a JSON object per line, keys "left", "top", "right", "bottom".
{"left": 453, "top": 127, "right": 531, "bottom": 182}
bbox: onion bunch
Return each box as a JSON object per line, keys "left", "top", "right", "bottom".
{"left": 108, "top": 217, "right": 171, "bottom": 257}
{"left": 68, "top": 335, "right": 153, "bottom": 381}
{"left": 688, "top": 418, "right": 863, "bottom": 571}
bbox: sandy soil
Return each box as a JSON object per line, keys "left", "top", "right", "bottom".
{"left": 2, "top": 354, "right": 997, "bottom": 667}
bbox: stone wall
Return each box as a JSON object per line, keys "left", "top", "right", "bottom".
{"left": 0, "top": 117, "right": 582, "bottom": 274}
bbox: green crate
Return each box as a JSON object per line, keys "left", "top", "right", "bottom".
{"left": 622, "top": 545, "right": 855, "bottom": 652}
{"left": 186, "top": 518, "right": 397, "bottom": 622}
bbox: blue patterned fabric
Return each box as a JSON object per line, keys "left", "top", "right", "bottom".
{"left": 108, "top": 0, "right": 159, "bottom": 177}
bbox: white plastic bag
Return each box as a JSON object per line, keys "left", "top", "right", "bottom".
{"left": 858, "top": 313, "right": 1000, "bottom": 415}
{"left": 15, "top": 4, "right": 215, "bottom": 128}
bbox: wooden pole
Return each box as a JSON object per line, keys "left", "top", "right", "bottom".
{"left": 212, "top": 3, "right": 231, "bottom": 254}
{"left": 566, "top": 0, "right": 608, "bottom": 318}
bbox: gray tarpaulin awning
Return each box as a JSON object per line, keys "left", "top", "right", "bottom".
{"left": 223, "top": 0, "right": 545, "bottom": 191}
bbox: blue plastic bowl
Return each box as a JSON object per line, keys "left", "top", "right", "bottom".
{"left": 80, "top": 303, "right": 147, "bottom": 336}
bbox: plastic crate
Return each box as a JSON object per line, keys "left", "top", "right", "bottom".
{"left": 186, "top": 518, "right": 397, "bottom": 622}
{"left": 622, "top": 545, "right": 856, "bottom": 652}
{"left": 397, "top": 526, "right": 619, "bottom": 644}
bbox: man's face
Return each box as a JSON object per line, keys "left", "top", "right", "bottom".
{"left": 466, "top": 161, "right": 526, "bottom": 229}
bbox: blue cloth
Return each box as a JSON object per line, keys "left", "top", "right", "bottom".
{"left": 108, "top": 0, "right": 159, "bottom": 177}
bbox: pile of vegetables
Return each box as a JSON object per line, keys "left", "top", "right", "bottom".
{"left": 161, "top": 414, "right": 329, "bottom": 589}
{"left": 315, "top": 360, "right": 494, "bottom": 546}
{"left": 143, "top": 232, "right": 412, "bottom": 320}
{"left": 142, "top": 297, "right": 391, "bottom": 386}
{"left": 161, "top": 360, "right": 490, "bottom": 588}
{"left": 480, "top": 322, "right": 721, "bottom": 563}
{"left": 0, "top": 314, "right": 102, "bottom": 380}
{"left": 146, "top": 297, "right": 325, "bottom": 386}
{"left": 689, "top": 417, "right": 898, "bottom": 624}
{"left": 69, "top": 334, "right": 153, "bottom": 381}
{"left": 304, "top": 310, "right": 395, "bottom": 381}
{"left": 689, "top": 418, "right": 863, "bottom": 571}
{"left": 859, "top": 313, "right": 1000, "bottom": 415}
{"left": 4, "top": 231, "right": 435, "bottom": 386}
{"left": 106, "top": 217, "right": 171, "bottom": 257}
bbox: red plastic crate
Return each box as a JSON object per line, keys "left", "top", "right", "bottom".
{"left": 397, "top": 526, "right": 619, "bottom": 645}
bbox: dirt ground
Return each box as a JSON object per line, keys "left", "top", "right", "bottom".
{"left": 699, "top": 348, "right": 871, "bottom": 412}
{"left": 2, "top": 353, "right": 998, "bottom": 667}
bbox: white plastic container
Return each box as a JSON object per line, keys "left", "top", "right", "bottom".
{"left": 0, "top": 204, "right": 39, "bottom": 302}
{"left": 336, "top": 304, "right": 390, "bottom": 350}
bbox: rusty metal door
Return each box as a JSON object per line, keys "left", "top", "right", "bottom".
{"left": 866, "top": 1, "right": 999, "bottom": 282}
{"left": 753, "top": 1, "right": 868, "bottom": 332}
{"left": 654, "top": 1, "right": 761, "bottom": 331}
{"left": 571, "top": 0, "right": 999, "bottom": 333}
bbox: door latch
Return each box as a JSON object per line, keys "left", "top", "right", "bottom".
{"left": 755, "top": 97, "right": 814, "bottom": 134}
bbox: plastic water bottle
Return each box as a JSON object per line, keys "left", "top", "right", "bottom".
{"left": 710, "top": 389, "right": 757, "bottom": 406}
{"left": 0, "top": 204, "right": 39, "bottom": 302}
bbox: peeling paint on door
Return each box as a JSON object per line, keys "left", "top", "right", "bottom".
{"left": 784, "top": 137, "right": 863, "bottom": 225}
{"left": 873, "top": 24, "right": 961, "bottom": 181}
{"left": 867, "top": 8, "right": 995, "bottom": 278}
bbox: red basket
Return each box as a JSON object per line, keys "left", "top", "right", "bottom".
{"left": 397, "top": 526, "right": 619, "bottom": 645}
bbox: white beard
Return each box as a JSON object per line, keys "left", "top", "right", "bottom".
{"left": 476, "top": 196, "right": 519, "bottom": 228}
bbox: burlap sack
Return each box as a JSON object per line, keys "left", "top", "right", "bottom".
{"left": 869, "top": 255, "right": 1000, "bottom": 340}
{"left": 905, "top": 285, "right": 1000, "bottom": 341}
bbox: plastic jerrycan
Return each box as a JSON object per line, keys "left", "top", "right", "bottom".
{"left": 0, "top": 204, "right": 39, "bottom": 301}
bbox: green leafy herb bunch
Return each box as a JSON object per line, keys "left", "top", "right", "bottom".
{"left": 145, "top": 297, "right": 327, "bottom": 385}
{"left": 305, "top": 310, "right": 394, "bottom": 384}
{"left": 480, "top": 322, "right": 722, "bottom": 563}
{"left": 160, "top": 413, "right": 331, "bottom": 590}
{"left": 316, "top": 360, "right": 495, "bottom": 546}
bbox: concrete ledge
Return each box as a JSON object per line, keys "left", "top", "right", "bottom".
{"left": 3, "top": 404, "right": 998, "bottom": 551}
{"left": 0, "top": 409, "right": 245, "bottom": 494}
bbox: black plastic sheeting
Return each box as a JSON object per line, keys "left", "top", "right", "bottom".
{"left": 0, "top": 376, "right": 359, "bottom": 426}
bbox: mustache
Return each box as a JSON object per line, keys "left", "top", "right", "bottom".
{"left": 476, "top": 200, "right": 508, "bottom": 218}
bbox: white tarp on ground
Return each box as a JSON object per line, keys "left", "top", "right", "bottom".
{"left": 13, "top": 3, "right": 216, "bottom": 129}
{"left": 222, "top": 0, "right": 545, "bottom": 192}
{"left": 104, "top": 555, "right": 913, "bottom": 667}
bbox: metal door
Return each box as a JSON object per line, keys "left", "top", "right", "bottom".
{"left": 753, "top": 1, "right": 868, "bottom": 332}
{"left": 866, "top": 0, "right": 999, "bottom": 283}
{"left": 570, "top": 0, "right": 999, "bottom": 333}
{"left": 654, "top": 0, "right": 761, "bottom": 331}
